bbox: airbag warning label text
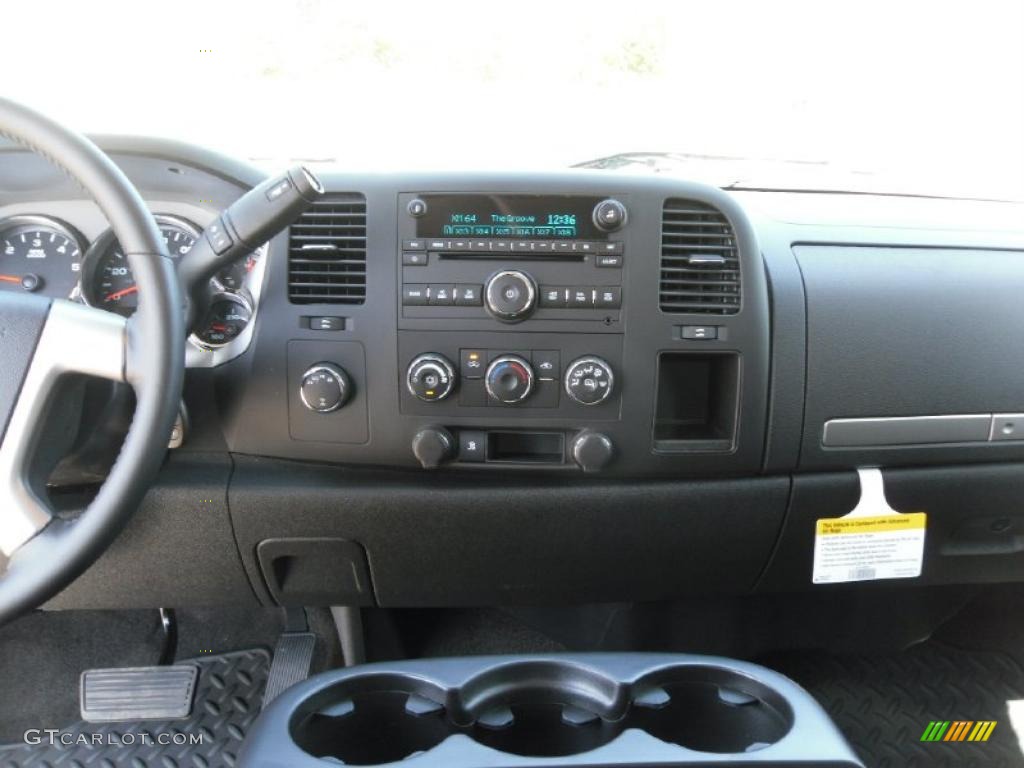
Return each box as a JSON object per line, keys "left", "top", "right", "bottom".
{"left": 812, "top": 513, "right": 926, "bottom": 584}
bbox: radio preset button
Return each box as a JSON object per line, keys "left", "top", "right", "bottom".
{"left": 402, "top": 284, "right": 429, "bottom": 306}
{"left": 565, "top": 356, "right": 615, "bottom": 406}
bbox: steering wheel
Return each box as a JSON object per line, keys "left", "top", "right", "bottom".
{"left": 0, "top": 98, "right": 184, "bottom": 625}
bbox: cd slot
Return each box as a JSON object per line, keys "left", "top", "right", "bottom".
{"left": 438, "top": 252, "right": 584, "bottom": 263}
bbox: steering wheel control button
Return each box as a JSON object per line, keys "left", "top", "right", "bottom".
{"left": 485, "top": 355, "right": 535, "bottom": 404}
{"left": 593, "top": 199, "right": 627, "bottom": 231}
{"left": 485, "top": 270, "right": 537, "bottom": 322}
{"left": 411, "top": 427, "right": 453, "bottom": 469}
{"left": 571, "top": 431, "right": 615, "bottom": 473}
{"left": 407, "top": 353, "right": 456, "bottom": 402}
{"left": 205, "top": 217, "right": 233, "bottom": 255}
{"left": 300, "top": 363, "right": 352, "bottom": 413}
{"left": 458, "top": 430, "right": 487, "bottom": 462}
{"left": 565, "top": 356, "right": 615, "bottom": 406}
{"left": 407, "top": 198, "right": 428, "bottom": 217}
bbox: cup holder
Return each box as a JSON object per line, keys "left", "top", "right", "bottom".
{"left": 459, "top": 661, "right": 626, "bottom": 757}
{"left": 284, "top": 660, "right": 800, "bottom": 766}
{"left": 629, "top": 666, "right": 793, "bottom": 754}
{"left": 289, "top": 675, "right": 450, "bottom": 766}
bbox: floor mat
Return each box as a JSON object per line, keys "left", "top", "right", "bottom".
{"left": 765, "top": 642, "right": 1024, "bottom": 768}
{"left": 0, "top": 648, "right": 269, "bottom": 768}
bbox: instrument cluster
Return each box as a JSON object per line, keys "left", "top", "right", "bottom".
{"left": 0, "top": 212, "right": 264, "bottom": 359}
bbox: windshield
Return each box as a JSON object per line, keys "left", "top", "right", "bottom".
{"left": 4, "top": 0, "right": 1022, "bottom": 200}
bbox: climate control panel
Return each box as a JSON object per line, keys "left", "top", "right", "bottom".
{"left": 398, "top": 331, "right": 622, "bottom": 420}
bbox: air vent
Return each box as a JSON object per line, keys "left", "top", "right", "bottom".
{"left": 660, "top": 200, "right": 740, "bottom": 314}
{"left": 288, "top": 195, "right": 367, "bottom": 304}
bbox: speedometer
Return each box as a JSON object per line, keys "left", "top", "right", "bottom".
{"left": 0, "top": 215, "right": 86, "bottom": 298}
{"left": 82, "top": 215, "right": 200, "bottom": 316}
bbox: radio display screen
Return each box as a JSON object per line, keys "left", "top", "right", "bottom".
{"left": 416, "top": 195, "right": 607, "bottom": 240}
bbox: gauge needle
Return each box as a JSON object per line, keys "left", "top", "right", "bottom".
{"left": 0, "top": 275, "right": 21, "bottom": 284}
{"left": 105, "top": 286, "right": 138, "bottom": 301}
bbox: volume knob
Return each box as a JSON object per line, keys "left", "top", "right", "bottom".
{"left": 485, "top": 270, "right": 537, "bottom": 322}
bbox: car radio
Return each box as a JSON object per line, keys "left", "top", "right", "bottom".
{"left": 398, "top": 193, "right": 626, "bottom": 326}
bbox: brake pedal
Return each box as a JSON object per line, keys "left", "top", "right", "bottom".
{"left": 262, "top": 632, "right": 316, "bottom": 707}
{"left": 80, "top": 665, "right": 198, "bottom": 722}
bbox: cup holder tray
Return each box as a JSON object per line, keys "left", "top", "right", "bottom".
{"left": 240, "top": 653, "right": 862, "bottom": 767}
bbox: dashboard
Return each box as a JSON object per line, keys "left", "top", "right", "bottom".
{"left": 4, "top": 135, "right": 1024, "bottom": 610}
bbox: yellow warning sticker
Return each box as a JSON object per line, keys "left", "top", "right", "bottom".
{"left": 813, "top": 512, "right": 927, "bottom": 584}
{"left": 817, "top": 513, "right": 927, "bottom": 536}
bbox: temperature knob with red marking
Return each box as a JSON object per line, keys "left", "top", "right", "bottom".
{"left": 485, "top": 355, "right": 535, "bottom": 404}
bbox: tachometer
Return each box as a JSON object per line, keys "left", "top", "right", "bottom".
{"left": 82, "top": 215, "right": 200, "bottom": 316}
{"left": 0, "top": 215, "right": 86, "bottom": 298}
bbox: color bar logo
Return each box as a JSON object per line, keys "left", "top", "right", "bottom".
{"left": 921, "top": 721, "right": 997, "bottom": 742}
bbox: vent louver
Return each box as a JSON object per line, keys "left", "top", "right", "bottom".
{"left": 288, "top": 195, "right": 367, "bottom": 304}
{"left": 660, "top": 200, "right": 740, "bottom": 314}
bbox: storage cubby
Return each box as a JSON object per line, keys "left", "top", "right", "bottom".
{"left": 652, "top": 352, "right": 739, "bottom": 451}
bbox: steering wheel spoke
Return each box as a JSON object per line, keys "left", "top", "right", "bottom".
{"left": 0, "top": 300, "right": 127, "bottom": 556}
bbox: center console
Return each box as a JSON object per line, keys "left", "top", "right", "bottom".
{"left": 222, "top": 173, "right": 770, "bottom": 477}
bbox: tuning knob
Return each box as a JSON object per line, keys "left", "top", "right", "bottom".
{"left": 570, "top": 431, "right": 614, "bottom": 473}
{"left": 412, "top": 427, "right": 454, "bottom": 469}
